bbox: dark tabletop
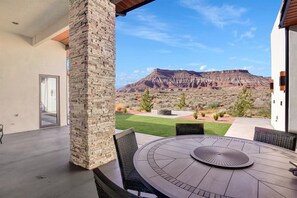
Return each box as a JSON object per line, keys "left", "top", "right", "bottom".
{"left": 133, "top": 135, "right": 297, "bottom": 198}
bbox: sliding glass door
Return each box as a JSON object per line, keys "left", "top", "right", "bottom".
{"left": 39, "top": 75, "right": 60, "bottom": 128}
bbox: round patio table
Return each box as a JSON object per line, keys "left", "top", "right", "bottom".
{"left": 133, "top": 135, "right": 297, "bottom": 198}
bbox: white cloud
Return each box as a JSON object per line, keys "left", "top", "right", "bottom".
{"left": 146, "top": 67, "right": 155, "bottom": 72}
{"left": 241, "top": 66, "right": 254, "bottom": 70}
{"left": 117, "top": 10, "right": 223, "bottom": 53}
{"left": 200, "top": 65, "right": 207, "bottom": 71}
{"left": 240, "top": 27, "right": 256, "bottom": 40}
{"left": 229, "top": 56, "right": 266, "bottom": 65}
{"left": 185, "top": 42, "right": 224, "bottom": 53}
{"left": 181, "top": 0, "right": 248, "bottom": 28}
{"left": 187, "top": 62, "right": 201, "bottom": 66}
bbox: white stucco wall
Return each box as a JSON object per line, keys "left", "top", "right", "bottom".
{"left": 0, "top": 30, "right": 67, "bottom": 134}
{"left": 271, "top": 13, "right": 286, "bottom": 131}
{"left": 288, "top": 25, "right": 297, "bottom": 133}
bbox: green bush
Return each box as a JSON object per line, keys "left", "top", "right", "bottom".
{"left": 193, "top": 112, "right": 198, "bottom": 119}
{"left": 207, "top": 101, "right": 220, "bottom": 109}
{"left": 219, "top": 112, "right": 225, "bottom": 118}
{"left": 257, "top": 109, "right": 271, "bottom": 118}
{"left": 201, "top": 112, "right": 205, "bottom": 117}
{"left": 213, "top": 114, "right": 219, "bottom": 121}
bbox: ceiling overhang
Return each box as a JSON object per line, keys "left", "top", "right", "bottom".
{"left": 113, "top": 0, "right": 155, "bottom": 16}
{"left": 0, "top": 0, "right": 154, "bottom": 46}
{"left": 53, "top": 0, "right": 155, "bottom": 47}
{"left": 279, "top": 0, "right": 297, "bottom": 28}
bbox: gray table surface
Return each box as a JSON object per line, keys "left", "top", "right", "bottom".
{"left": 133, "top": 135, "right": 297, "bottom": 198}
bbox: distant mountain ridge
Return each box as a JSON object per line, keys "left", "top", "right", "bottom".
{"left": 118, "top": 68, "right": 269, "bottom": 92}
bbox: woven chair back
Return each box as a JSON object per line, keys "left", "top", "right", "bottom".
{"left": 176, "top": 123, "right": 204, "bottom": 136}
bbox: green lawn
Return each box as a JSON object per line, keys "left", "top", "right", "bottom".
{"left": 115, "top": 114, "right": 231, "bottom": 137}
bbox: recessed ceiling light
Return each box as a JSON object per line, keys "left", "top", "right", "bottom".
{"left": 12, "top": 22, "right": 19, "bottom": 25}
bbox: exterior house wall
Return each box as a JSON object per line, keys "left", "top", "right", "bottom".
{"left": 0, "top": 30, "right": 67, "bottom": 134}
{"left": 288, "top": 25, "right": 297, "bottom": 133}
{"left": 271, "top": 13, "right": 286, "bottom": 131}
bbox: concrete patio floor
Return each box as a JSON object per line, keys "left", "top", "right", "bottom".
{"left": 0, "top": 118, "right": 274, "bottom": 198}
{"left": 225, "top": 117, "right": 273, "bottom": 140}
{"left": 0, "top": 127, "right": 160, "bottom": 198}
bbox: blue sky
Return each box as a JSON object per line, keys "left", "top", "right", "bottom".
{"left": 115, "top": 0, "right": 281, "bottom": 88}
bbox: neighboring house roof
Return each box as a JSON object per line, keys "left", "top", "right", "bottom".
{"left": 279, "top": 0, "right": 297, "bottom": 28}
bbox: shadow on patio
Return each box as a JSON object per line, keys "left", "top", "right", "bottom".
{"left": 0, "top": 126, "right": 160, "bottom": 198}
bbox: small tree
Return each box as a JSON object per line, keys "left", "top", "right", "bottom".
{"left": 141, "top": 88, "right": 154, "bottom": 112}
{"left": 232, "top": 87, "right": 254, "bottom": 117}
{"left": 178, "top": 93, "right": 186, "bottom": 109}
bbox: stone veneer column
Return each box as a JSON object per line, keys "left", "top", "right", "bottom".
{"left": 69, "top": 0, "right": 116, "bottom": 169}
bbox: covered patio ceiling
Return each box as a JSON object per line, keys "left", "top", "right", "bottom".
{"left": 52, "top": 0, "right": 154, "bottom": 47}
{"left": 0, "top": 0, "right": 154, "bottom": 46}
{"left": 280, "top": 0, "right": 297, "bottom": 28}
{"left": 53, "top": 0, "right": 154, "bottom": 46}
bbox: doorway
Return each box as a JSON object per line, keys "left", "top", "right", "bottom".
{"left": 39, "top": 75, "right": 60, "bottom": 128}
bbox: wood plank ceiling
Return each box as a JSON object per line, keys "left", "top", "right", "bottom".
{"left": 283, "top": 0, "right": 297, "bottom": 27}
{"left": 52, "top": 0, "right": 154, "bottom": 46}
{"left": 52, "top": 30, "right": 69, "bottom": 46}
{"left": 116, "top": 0, "right": 154, "bottom": 15}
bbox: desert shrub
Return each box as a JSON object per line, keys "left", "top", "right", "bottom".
{"left": 178, "top": 93, "right": 186, "bottom": 109}
{"left": 115, "top": 105, "right": 123, "bottom": 111}
{"left": 141, "top": 88, "right": 154, "bottom": 112}
{"left": 257, "top": 109, "right": 271, "bottom": 118}
{"left": 137, "top": 107, "right": 142, "bottom": 112}
{"left": 123, "top": 107, "right": 127, "bottom": 114}
{"left": 201, "top": 112, "right": 205, "bottom": 117}
{"left": 193, "top": 112, "right": 198, "bottom": 119}
{"left": 207, "top": 101, "right": 220, "bottom": 109}
{"left": 231, "top": 87, "right": 254, "bottom": 117}
{"left": 213, "top": 114, "right": 219, "bottom": 121}
{"left": 219, "top": 112, "right": 225, "bottom": 118}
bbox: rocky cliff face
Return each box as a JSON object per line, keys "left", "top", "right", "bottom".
{"left": 118, "top": 69, "right": 269, "bottom": 92}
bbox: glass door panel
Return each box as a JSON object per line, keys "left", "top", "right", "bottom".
{"left": 40, "top": 75, "right": 59, "bottom": 128}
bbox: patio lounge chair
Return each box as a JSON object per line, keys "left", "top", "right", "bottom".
{"left": 113, "top": 128, "right": 153, "bottom": 196}
{"left": 93, "top": 167, "right": 138, "bottom": 198}
{"left": 176, "top": 123, "right": 204, "bottom": 136}
{"left": 0, "top": 124, "right": 3, "bottom": 144}
{"left": 254, "top": 127, "right": 297, "bottom": 151}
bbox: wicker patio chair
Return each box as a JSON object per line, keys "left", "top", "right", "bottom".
{"left": 113, "top": 128, "right": 153, "bottom": 196}
{"left": 93, "top": 167, "right": 138, "bottom": 198}
{"left": 0, "top": 124, "right": 3, "bottom": 144}
{"left": 176, "top": 123, "right": 204, "bottom": 136}
{"left": 254, "top": 127, "right": 297, "bottom": 151}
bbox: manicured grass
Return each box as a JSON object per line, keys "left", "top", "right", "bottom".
{"left": 116, "top": 114, "right": 231, "bottom": 137}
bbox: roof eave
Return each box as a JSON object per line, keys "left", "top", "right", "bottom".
{"left": 279, "top": 0, "right": 291, "bottom": 28}
{"left": 116, "top": 0, "right": 155, "bottom": 17}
